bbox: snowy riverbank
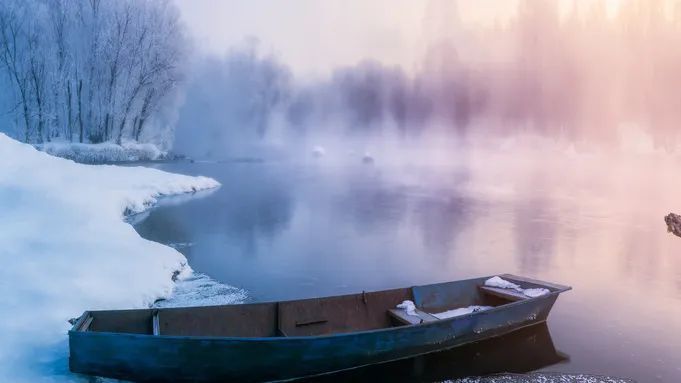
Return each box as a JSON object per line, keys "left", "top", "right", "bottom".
{"left": 35, "top": 140, "right": 170, "bottom": 164}
{"left": 0, "top": 133, "right": 240, "bottom": 382}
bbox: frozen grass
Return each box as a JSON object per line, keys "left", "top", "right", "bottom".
{"left": 35, "top": 140, "right": 166, "bottom": 163}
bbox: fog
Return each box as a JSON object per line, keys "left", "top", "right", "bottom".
{"left": 174, "top": 0, "right": 681, "bottom": 159}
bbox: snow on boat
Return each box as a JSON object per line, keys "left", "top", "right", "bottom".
{"left": 68, "top": 274, "right": 571, "bottom": 382}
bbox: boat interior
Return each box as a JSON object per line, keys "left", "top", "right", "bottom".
{"left": 73, "top": 274, "right": 565, "bottom": 338}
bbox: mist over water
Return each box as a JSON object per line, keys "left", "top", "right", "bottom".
{"left": 175, "top": 0, "right": 681, "bottom": 160}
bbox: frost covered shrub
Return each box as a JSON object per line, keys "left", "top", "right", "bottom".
{"left": 36, "top": 141, "right": 166, "bottom": 163}
{"left": 0, "top": 0, "right": 185, "bottom": 146}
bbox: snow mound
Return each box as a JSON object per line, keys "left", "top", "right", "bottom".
{"left": 485, "top": 276, "right": 521, "bottom": 290}
{"left": 396, "top": 300, "right": 417, "bottom": 316}
{"left": 0, "top": 133, "right": 236, "bottom": 382}
{"left": 523, "top": 288, "right": 550, "bottom": 298}
{"left": 485, "top": 276, "right": 550, "bottom": 298}
{"left": 36, "top": 140, "right": 166, "bottom": 163}
{"left": 450, "top": 372, "right": 635, "bottom": 383}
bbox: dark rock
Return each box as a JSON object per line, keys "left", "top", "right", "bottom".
{"left": 664, "top": 213, "right": 681, "bottom": 238}
{"left": 171, "top": 269, "right": 181, "bottom": 282}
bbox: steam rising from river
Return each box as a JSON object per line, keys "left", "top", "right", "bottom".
{"left": 174, "top": 1, "right": 681, "bottom": 160}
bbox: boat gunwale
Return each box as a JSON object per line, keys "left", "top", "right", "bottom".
{"left": 69, "top": 274, "right": 571, "bottom": 342}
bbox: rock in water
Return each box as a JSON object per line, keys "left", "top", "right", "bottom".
{"left": 664, "top": 213, "right": 681, "bottom": 238}
{"left": 312, "top": 146, "right": 326, "bottom": 158}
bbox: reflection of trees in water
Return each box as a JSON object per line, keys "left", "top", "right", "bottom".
{"left": 620, "top": 220, "right": 661, "bottom": 285}
{"left": 332, "top": 175, "right": 410, "bottom": 234}
{"left": 332, "top": 167, "right": 477, "bottom": 260}
{"left": 673, "top": 250, "right": 681, "bottom": 296}
{"left": 223, "top": 193, "right": 293, "bottom": 256}
{"left": 134, "top": 209, "right": 193, "bottom": 252}
{"left": 212, "top": 171, "right": 295, "bottom": 257}
{"left": 413, "top": 194, "right": 472, "bottom": 259}
{"left": 135, "top": 165, "right": 296, "bottom": 258}
{"left": 513, "top": 174, "right": 558, "bottom": 274}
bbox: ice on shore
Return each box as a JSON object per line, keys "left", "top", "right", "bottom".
{"left": 153, "top": 273, "right": 247, "bottom": 308}
{"left": 0, "top": 133, "right": 239, "bottom": 382}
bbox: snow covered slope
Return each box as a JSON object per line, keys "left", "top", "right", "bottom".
{"left": 0, "top": 133, "right": 223, "bottom": 381}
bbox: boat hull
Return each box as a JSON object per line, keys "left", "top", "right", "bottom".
{"left": 69, "top": 293, "right": 559, "bottom": 382}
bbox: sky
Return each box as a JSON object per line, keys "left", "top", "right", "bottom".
{"left": 173, "top": 0, "right": 520, "bottom": 78}
{"left": 174, "top": 0, "right": 629, "bottom": 78}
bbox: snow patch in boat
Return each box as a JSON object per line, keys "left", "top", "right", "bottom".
{"left": 523, "top": 288, "right": 550, "bottom": 298}
{"left": 396, "top": 300, "right": 417, "bottom": 316}
{"left": 432, "top": 305, "right": 493, "bottom": 320}
{"left": 485, "top": 276, "right": 521, "bottom": 290}
{"left": 485, "top": 276, "right": 550, "bottom": 298}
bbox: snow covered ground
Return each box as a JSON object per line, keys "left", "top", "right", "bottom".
{"left": 0, "top": 133, "right": 243, "bottom": 382}
{"left": 451, "top": 373, "right": 635, "bottom": 383}
{"left": 35, "top": 140, "right": 167, "bottom": 163}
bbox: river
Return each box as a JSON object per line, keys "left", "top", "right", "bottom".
{"left": 133, "top": 144, "right": 681, "bottom": 382}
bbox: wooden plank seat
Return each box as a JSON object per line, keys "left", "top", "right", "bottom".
{"left": 479, "top": 285, "right": 528, "bottom": 302}
{"left": 152, "top": 310, "right": 160, "bottom": 336}
{"left": 388, "top": 308, "right": 439, "bottom": 325}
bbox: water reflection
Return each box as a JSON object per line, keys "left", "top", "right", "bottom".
{"left": 135, "top": 163, "right": 295, "bottom": 258}
{"left": 303, "top": 324, "right": 567, "bottom": 382}
{"left": 414, "top": 195, "right": 472, "bottom": 258}
{"left": 132, "top": 153, "right": 681, "bottom": 381}
{"left": 333, "top": 174, "right": 410, "bottom": 234}
{"left": 219, "top": 175, "right": 293, "bottom": 256}
{"left": 513, "top": 202, "right": 557, "bottom": 275}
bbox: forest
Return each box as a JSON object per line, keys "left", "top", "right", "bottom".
{"left": 178, "top": 0, "right": 681, "bottom": 156}
{"left": 0, "top": 0, "right": 183, "bottom": 145}
{"left": 3, "top": 1, "right": 681, "bottom": 152}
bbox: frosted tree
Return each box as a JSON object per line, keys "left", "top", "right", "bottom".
{"left": 0, "top": 0, "right": 185, "bottom": 145}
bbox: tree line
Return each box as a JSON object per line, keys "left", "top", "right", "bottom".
{"left": 179, "top": 0, "right": 681, "bottom": 152}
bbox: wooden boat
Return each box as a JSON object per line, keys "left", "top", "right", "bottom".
{"left": 69, "top": 274, "right": 571, "bottom": 382}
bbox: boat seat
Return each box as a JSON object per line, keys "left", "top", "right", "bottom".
{"left": 277, "top": 288, "right": 413, "bottom": 336}
{"left": 479, "top": 286, "right": 528, "bottom": 302}
{"left": 152, "top": 310, "right": 160, "bottom": 336}
{"left": 388, "top": 308, "right": 439, "bottom": 326}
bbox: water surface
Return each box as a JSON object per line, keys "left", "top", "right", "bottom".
{"left": 133, "top": 148, "right": 681, "bottom": 382}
